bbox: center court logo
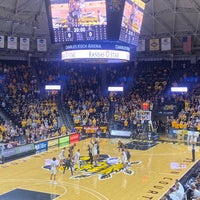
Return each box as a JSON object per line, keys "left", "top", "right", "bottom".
{"left": 43, "top": 154, "right": 142, "bottom": 180}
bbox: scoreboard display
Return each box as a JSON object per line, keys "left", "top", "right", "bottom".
{"left": 119, "top": 0, "right": 145, "bottom": 45}
{"left": 49, "top": 0, "right": 107, "bottom": 42}
{"left": 46, "top": 0, "right": 147, "bottom": 62}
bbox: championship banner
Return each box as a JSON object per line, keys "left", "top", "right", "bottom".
{"left": 149, "top": 38, "right": 159, "bottom": 51}
{"left": 20, "top": 37, "right": 30, "bottom": 51}
{"left": 0, "top": 35, "right": 4, "bottom": 48}
{"left": 7, "top": 36, "right": 17, "bottom": 49}
{"left": 37, "top": 38, "right": 47, "bottom": 52}
{"left": 161, "top": 37, "right": 171, "bottom": 51}
{"left": 136, "top": 39, "right": 145, "bottom": 52}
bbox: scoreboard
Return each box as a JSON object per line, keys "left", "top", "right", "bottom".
{"left": 119, "top": 0, "right": 145, "bottom": 45}
{"left": 46, "top": 0, "right": 147, "bottom": 62}
{"left": 49, "top": 0, "right": 107, "bottom": 43}
{"left": 53, "top": 25, "right": 107, "bottom": 42}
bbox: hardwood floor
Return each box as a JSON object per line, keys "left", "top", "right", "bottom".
{"left": 0, "top": 137, "right": 198, "bottom": 200}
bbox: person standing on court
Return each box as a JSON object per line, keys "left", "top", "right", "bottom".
{"left": 92, "top": 140, "right": 98, "bottom": 166}
{"left": 58, "top": 147, "right": 66, "bottom": 166}
{"left": 88, "top": 144, "right": 93, "bottom": 165}
{"left": 125, "top": 145, "right": 131, "bottom": 165}
{"left": 118, "top": 140, "right": 124, "bottom": 152}
{"left": 73, "top": 148, "right": 81, "bottom": 170}
{"left": 63, "top": 154, "right": 74, "bottom": 176}
{"left": 50, "top": 157, "right": 58, "bottom": 184}
{"left": 69, "top": 143, "right": 76, "bottom": 159}
{"left": 121, "top": 148, "right": 128, "bottom": 173}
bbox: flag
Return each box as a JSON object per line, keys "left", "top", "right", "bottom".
{"left": 183, "top": 36, "right": 192, "bottom": 53}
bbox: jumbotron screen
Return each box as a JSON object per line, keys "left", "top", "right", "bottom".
{"left": 49, "top": 0, "right": 107, "bottom": 42}
{"left": 119, "top": 0, "right": 145, "bottom": 45}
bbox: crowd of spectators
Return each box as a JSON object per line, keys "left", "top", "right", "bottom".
{"left": 98, "top": 62, "right": 199, "bottom": 143}
{"left": 162, "top": 167, "right": 200, "bottom": 200}
{"left": 0, "top": 59, "right": 199, "bottom": 147}
{"left": 62, "top": 64, "right": 110, "bottom": 127}
{"left": 162, "top": 179, "right": 185, "bottom": 200}
{"left": 0, "top": 62, "right": 66, "bottom": 149}
{"left": 32, "top": 60, "right": 200, "bottom": 140}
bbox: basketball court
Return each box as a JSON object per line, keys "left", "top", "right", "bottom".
{"left": 0, "top": 137, "right": 198, "bottom": 200}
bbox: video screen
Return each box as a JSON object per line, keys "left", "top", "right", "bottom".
{"left": 119, "top": 0, "right": 145, "bottom": 45}
{"left": 49, "top": 0, "right": 107, "bottom": 42}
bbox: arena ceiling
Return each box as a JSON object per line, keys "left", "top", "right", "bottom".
{"left": 0, "top": 0, "right": 199, "bottom": 58}
{"left": 141, "top": 0, "right": 200, "bottom": 51}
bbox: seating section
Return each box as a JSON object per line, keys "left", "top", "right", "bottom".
{"left": 0, "top": 62, "right": 61, "bottom": 146}
{"left": 0, "top": 60, "right": 200, "bottom": 141}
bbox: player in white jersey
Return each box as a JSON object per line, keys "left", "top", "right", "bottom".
{"left": 73, "top": 149, "right": 81, "bottom": 170}
{"left": 121, "top": 149, "right": 128, "bottom": 165}
{"left": 92, "top": 141, "right": 98, "bottom": 166}
{"left": 58, "top": 147, "right": 66, "bottom": 166}
{"left": 50, "top": 157, "right": 58, "bottom": 184}
{"left": 121, "top": 148, "right": 129, "bottom": 173}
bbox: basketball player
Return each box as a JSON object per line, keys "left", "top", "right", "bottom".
{"left": 50, "top": 157, "right": 58, "bottom": 184}
{"left": 96, "top": 137, "right": 100, "bottom": 161}
{"left": 88, "top": 144, "right": 93, "bottom": 165}
{"left": 190, "top": 134, "right": 197, "bottom": 146}
{"left": 73, "top": 149, "right": 81, "bottom": 170}
{"left": 121, "top": 148, "right": 128, "bottom": 172}
{"left": 63, "top": 154, "right": 74, "bottom": 176}
{"left": 125, "top": 146, "right": 131, "bottom": 165}
{"left": 69, "top": 143, "right": 76, "bottom": 158}
{"left": 92, "top": 140, "right": 98, "bottom": 166}
{"left": 118, "top": 140, "right": 124, "bottom": 152}
{"left": 58, "top": 147, "right": 66, "bottom": 166}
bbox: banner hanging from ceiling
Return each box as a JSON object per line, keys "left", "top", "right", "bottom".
{"left": 161, "top": 37, "right": 171, "bottom": 51}
{"left": 37, "top": 38, "right": 47, "bottom": 52}
{"left": 149, "top": 38, "right": 159, "bottom": 51}
{"left": 20, "top": 37, "right": 30, "bottom": 51}
{"left": 7, "top": 36, "right": 17, "bottom": 50}
{"left": 0, "top": 36, "right": 4, "bottom": 48}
